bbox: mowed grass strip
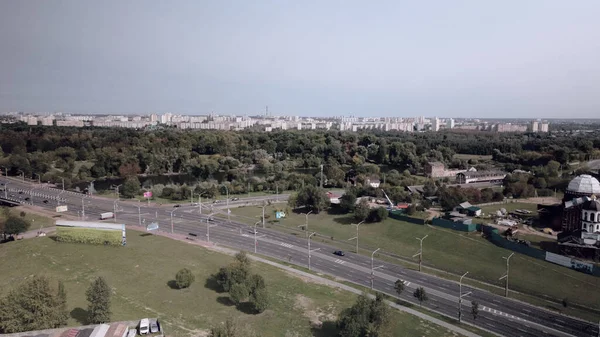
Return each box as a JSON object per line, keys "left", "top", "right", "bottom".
{"left": 0, "top": 230, "right": 465, "bottom": 337}
{"left": 230, "top": 205, "right": 600, "bottom": 318}
{"left": 1, "top": 206, "right": 57, "bottom": 229}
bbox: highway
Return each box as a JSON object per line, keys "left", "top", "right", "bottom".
{"left": 1, "top": 177, "right": 598, "bottom": 337}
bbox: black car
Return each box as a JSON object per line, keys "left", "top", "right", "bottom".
{"left": 25, "top": 197, "right": 30, "bottom": 201}
{"left": 43, "top": 200, "right": 48, "bottom": 204}
{"left": 232, "top": 197, "right": 239, "bottom": 201}
{"left": 173, "top": 204, "right": 180, "bottom": 208}
{"left": 333, "top": 250, "right": 345, "bottom": 256}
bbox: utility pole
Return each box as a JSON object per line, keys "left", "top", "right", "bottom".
{"left": 137, "top": 201, "right": 142, "bottom": 227}
{"left": 62, "top": 177, "right": 65, "bottom": 191}
{"left": 320, "top": 164, "right": 324, "bottom": 188}
{"left": 348, "top": 220, "right": 365, "bottom": 254}
{"left": 81, "top": 197, "right": 85, "bottom": 220}
{"left": 113, "top": 200, "right": 118, "bottom": 223}
{"left": 458, "top": 271, "right": 471, "bottom": 323}
{"left": 34, "top": 173, "right": 41, "bottom": 185}
{"left": 170, "top": 209, "right": 177, "bottom": 234}
{"left": 198, "top": 195, "right": 202, "bottom": 214}
{"left": 308, "top": 232, "right": 320, "bottom": 271}
{"left": 413, "top": 235, "right": 429, "bottom": 272}
{"left": 371, "top": 248, "right": 383, "bottom": 290}
{"left": 224, "top": 185, "right": 230, "bottom": 223}
{"left": 499, "top": 253, "right": 514, "bottom": 297}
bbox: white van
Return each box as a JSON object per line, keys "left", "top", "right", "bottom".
{"left": 139, "top": 318, "right": 150, "bottom": 335}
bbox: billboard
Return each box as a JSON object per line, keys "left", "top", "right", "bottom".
{"left": 143, "top": 191, "right": 153, "bottom": 198}
{"left": 56, "top": 205, "right": 68, "bottom": 213}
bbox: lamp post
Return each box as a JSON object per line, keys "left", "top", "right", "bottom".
{"left": 62, "top": 178, "right": 65, "bottom": 191}
{"left": 113, "top": 184, "right": 122, "bottom": 200}
{"left": 136, "top": 201, "right": 142, "bottom": 227}
{"left": 18, "top": 170, "right": 24, "bottom": 182}
{"left": 370, "top": 248, "right": 383, "bottom": 290}
{"left": 308, "top": 232, "right": 320, "bottom": 271}
{"left": 29, "top": 187, "right": 35, "bottom": 206}
{"left": 348, "top": 220, "right": 365, "bottom": 254}
{"left": 34, "top": 173, "right": 41, "bottom": 186}
{"left": 413, "top": 235, "right": 429, "bottom": 272}
{"left": 303, "top": 210, "right": 313, "bottom": 237}
{"left": 499, "top": 253, "right": 514, "bottom": 297}
{"left": 254, "top": 221, "right": 260, "bottom": 253}
{"left": 206, "top": 212, "right": 217, "bottom": 243}
{"left": 261, "top": 202, "right": 266, "bottom": 228}
{"left": 223, "top": 185, "right": 230, "bottom": 223}
{"left": 458, "top": 271, "right": 471, "bottom": 323}
{"left": 170, "top": 209, "right": 177, "bottom": 234}
{"left": 113, "top": 200, "right": 118, "bottom": 223}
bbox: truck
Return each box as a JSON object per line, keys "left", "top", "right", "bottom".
{"left": 100, "top": 212, "right": 114, "bottom": 220}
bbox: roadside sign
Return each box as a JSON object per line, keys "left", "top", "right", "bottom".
{"left": 276, "top": 211, "right": 286, "bottom": 219}
{"left": 146, "top": 222, "right": 159, "bottom": 231}
{"left": 56, "top": 205, "right": 68, "bottom": 213}
{"left": 143, "top": 191, "right": 153, "bottom": 198}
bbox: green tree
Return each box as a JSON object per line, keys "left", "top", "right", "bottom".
{"left": 471, "top": 301, "right": 479, "bottom": 320}
{"left": 57, "top": 281, "right": 68, "bottom": 326}
{"left": 291, "top": 185, "right": 330, "bottom": 213}
{"left": 368, "top": 207, "right": 388, "bottom": 222}
{"left": 86, "top": 277, "right": 111, "bottom": 324}
{"left": 413, "top": 287, "right": 428, "bottom": 307}
{"left": 209, "top": 318, "right": 256, "bottom": 337}
{"left": 0, "top": 276, "right": 64, "bottom": 333}
{"left": 250, "top": 287, "right": 269, "bottom": 313}
{"left": 353, "top": 198, "right": 370, "bottom": 222}
{"left": 340, "top": 191, "right": 357, "bottom": 213}
{"left": 337, "top": 293, "right": 391, "bottom": 337}
{"left": 394, "top": 279, "right": 405, "bottom": 297}
{"left": 122, "top": 176, "right": 141, "bottom": 198}
{"left": 215, "top": 252, "right": 251, "bottom": 292}
{"left": 229, "top": 282, "right": 249, "bottom": 306}
{"left": 3, "top": 216, "right": 30, "bottom": 236}
{"left": 405, "top": 204, "right": 417, "bottom": 216}
{"left": 175, "top": 268, "right": 195, "bottom": 289}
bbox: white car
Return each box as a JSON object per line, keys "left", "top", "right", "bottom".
{"left": 139, "top": 318, "right": 150, "bottom": 335}
{"left": 127, "top": 329, "right": 137, "bottom": 337}
{"left": 150, "top": 319, "right": 160, "bottom": 333}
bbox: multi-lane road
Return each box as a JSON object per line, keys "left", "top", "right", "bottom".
{"left": 1, "top": 177, "right": 598, "bottom": 337}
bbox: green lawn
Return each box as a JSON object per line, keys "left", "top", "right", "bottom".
{"left": 229, "top": 205, "right": 600, "bottom": 321}
{"left": 0, "top": 230, "right": 465, "bottom": 337}
{"left": 478, "top": 202, "right": 539, "bottom": 217}
{"left": 1, "top": 206, "right": 57, "bottom": 229}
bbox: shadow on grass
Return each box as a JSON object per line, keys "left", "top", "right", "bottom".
{"left": 236, "top": 302, "right": 258, "bottom": 315}
{"left": 216, "top": 296, "right": 235, "bottom": 307}
{"left": 327, "top": 207, "right": 347, "bottom": 216}
{"left": 70, "top": 307, "right": 88, "bottom": 325}
{"left": 139, "top": 233, "right": 153, "bottom": 237}
{"left": 167, "top": 280, "right": 179, "bottom": 289}
{"left": 311, "top": 321, "right": 339, "bottom": 337}
{"left": 332, "top": 216, "right": 355, "bottom": 225}
{"left": 204, "top": 276, "right": 225, "bottom": 293}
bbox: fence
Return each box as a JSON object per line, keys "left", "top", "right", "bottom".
{"left": 431, "top": 218, "right": 477, "bottom": 232}
{"left": 388, "top": 211, "right": 426, "bottom": 225}
{"left": 480, "top": 224, "right": 547, "bottom": 260}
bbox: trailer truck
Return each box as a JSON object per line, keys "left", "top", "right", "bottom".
{"left": 100, "top": 212, "right": 114, "bottom": 220}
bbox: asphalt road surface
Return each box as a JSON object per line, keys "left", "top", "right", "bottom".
{"left": 1, "top": 177, "right": 598, "bottom": 337}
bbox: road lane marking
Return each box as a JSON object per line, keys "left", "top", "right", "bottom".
{"left": 334, "top": 259, "right": 345, "bottom": 264}
{"left": 280, "top": 243, "right": 293, "bottom": 248}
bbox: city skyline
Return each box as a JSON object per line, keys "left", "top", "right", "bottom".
{"left": 1, "top": 1, "right": 600, "bottom": 118}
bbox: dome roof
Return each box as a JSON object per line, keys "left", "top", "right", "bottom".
{"left": 567, "top": 175, "right": 600, "bottom": 195}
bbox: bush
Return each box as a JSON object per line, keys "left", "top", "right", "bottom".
{"left": 367, "top": 207, "right": 388, "bottom": 222}
{"left": 55, "top": 227, "right": 122, "bottom": 246}
{"left": 175, "top": 268, "right": 195, "bottom": 289}
{"left": 19, "top": 211, "right": 26, "bottom": 217}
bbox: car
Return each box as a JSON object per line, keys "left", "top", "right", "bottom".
{"left": 231, "top": 197, "right": 239, "bottom": 201}
{"left": 43, "top": 200, "right": 48, "bottom": 204}
{"left": 149, "top": 319, "right": 160, "bottom": 333}
{"left": 333, "top": 250, "right": 345, "bottom": 256}
{"left": 18, "top": 191, "right": 23, "bottom": 194}
{"left": 191, "top": 202, "right": 199, "bottom": 206}
{"left": 24, "top": 197, "right": 30, "bottom": 201}
{"left": 248, "top": 228, "right": 258, "bottom": 234}
{"left": 213, "top": 200, "right": 220, "bottom": 204}
{"left": 139, "top": 318, "right": 150, "bottom": 335}
{"left": 173, "top": 204, "right": 180, "bottom": 208}
{"left": 127, "top": 329, "right": 137, "bottom": 337}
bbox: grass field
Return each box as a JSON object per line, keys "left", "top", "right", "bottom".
{"left": 478, "top": 202, "right": 539, "bottom": 216}
{"left": 0, "top": 206, "right": 56, "bottom": 229}
{"left": 0, "top": 230, "right": 467, "bottom": 337}
{"left": 229, "top": 205, "right": 600, "bottom": 320}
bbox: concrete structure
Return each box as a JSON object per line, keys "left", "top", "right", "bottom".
{"left": 456, "top": 171, "right": 506, "bottom": 184}
{"left": 446, "top": 118, "right": 454, "bottom": 129}
{"left": 425, "top": 162, "right": 466, "bottom": 178}
{"left": 431, "top": 117, "right": 440, "bottom": 132}
{"left": 495, "top": 123, "right": 527, "bottom": 132}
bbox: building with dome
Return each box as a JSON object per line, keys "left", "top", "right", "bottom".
{"left": 562, "top": 175, "right": 600, "bottom": 232}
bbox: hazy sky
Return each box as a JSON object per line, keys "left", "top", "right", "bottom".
{"left": 1, "top": 1, "right": 599, "bottom": 118}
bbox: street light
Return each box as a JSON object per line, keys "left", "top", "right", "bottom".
{"left": 458, "top": 271, "right": 472, "bottom": 323}
{"left": 223, "top": 185, "right": 230, "bottom": 223}
{"left": 499, "top": 253, "right": 515, "bottom": 297}
{"left": 206, "top": 212, "right": 217, "bottom": 243}
{"left": 308, "top": 232, "right": 320, "bottom": 271}
{"left": 34, "top": 173, "right": 41, "bottom": 185}
{"left": 261, "top": 202, "right": 267, "bottom": 229}
{"left": 136, "top": 201, "right": 142, "bottom": 227}
{"left": 254, "top": 221, "right": 260, "bottom": 253}
{"left": 348, "top": 220, "right": 365, "bottom": 254}
{"left": 170, "top": 209, "right": 177, "bottom": 234}
{"left": 413, "top": 235, "right": 429, "bottom": 272}
{"left": 370, "top": 248, "right": 384, "bottom": 290}
{"left": 113, "top": 200, "right": 119, "bottom": 223}
{"left": 301, "top": 210, "right": 313, "bottom": 237}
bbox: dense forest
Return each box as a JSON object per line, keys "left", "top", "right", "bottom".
{"left": 0, "top": 123, "right": 599, "bottom": 206}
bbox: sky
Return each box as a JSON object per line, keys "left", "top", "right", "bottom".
{"left": 1, "top": 1, "right": 599, "bottom": 118}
